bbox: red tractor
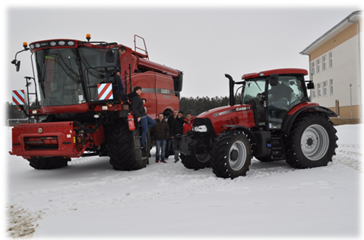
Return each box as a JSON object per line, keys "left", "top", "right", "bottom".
{"left": 9, "top": 34, "right": 183, "bottom": 170}
{"left": 175, "top": 68, "right": 338, "bottom": 179}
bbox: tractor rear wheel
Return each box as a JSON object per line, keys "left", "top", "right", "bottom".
{"left": 28, "top": 156, "right": 70, "bottom": 170}
{"left": 180, "top": 153, "right": 210, "bottom": 170}
{"left": 105, "top": 118, "right": 148, "bottom": 171}
{"left": 285, "top": 114, "right": 338, "bottom": 169}
{"left": 210, "top": 130, "right": 251, "bottom": 179}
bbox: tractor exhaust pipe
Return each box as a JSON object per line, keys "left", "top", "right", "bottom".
{"left": 225, "top": 74, "right": 235, "bottom": 106}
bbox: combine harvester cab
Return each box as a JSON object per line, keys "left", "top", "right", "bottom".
{"left": 9, "top": 34, "right": 183, "bottom": 170}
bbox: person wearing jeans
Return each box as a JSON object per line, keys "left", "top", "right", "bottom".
{"left": 155, "top": 139, "right": 167, "bottom": 163}
{"left": 127, "top": 86, "right": 155, "bottom": 156}
{"left": 151, "top": 113, "right": 170, "bottom": 163}
{"left": 173, "top": 111, "right": 185, "bottom": 163}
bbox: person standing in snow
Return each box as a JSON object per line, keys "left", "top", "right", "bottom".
{"left": 165, "top": 110, "right": 178, "bottom": 159}
{"left": 183, "top": 113, "right": 194, "bottom": 134}
{"left": 151, "top": 113, "right": 170, "bottom": 163}
{"left": 173, "top": 111, "right": 186, "bottom": 163}
{"left": 127, "top": 86, "right": 155, "bottom": 156}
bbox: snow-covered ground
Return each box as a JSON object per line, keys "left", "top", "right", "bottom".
{"left": 3, "top": 124, "right": 362, "bottom": 238}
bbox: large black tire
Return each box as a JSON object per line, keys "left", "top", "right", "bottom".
{"left": 105, "top": 118, "right": 147, "bottom": 171}
{"left": 255, "top": 156, "right": 274, "bottom": 162}
{"left": 28, "top": 156, "right": 70, "bottom": 170}
{"left": 180, "top": 153, "right": 210, "bottom": 170}
{"left": 285, "top": 114, "right": 338, "bottom": 169}
{"left": 210, "top": 130, "right": 251, "bottom": 179}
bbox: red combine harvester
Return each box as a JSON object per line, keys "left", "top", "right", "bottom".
{"left": 9, "top": 34, "right": 183, "bottom": 170}
{"left": 175, "top": 69, "right": 338, "bottom": 178}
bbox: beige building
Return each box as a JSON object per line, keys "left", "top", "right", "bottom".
{"left": 300, "top": 11, "right": 362, "bottom": 119}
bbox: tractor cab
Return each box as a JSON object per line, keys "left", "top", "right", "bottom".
{"left": 241, "top": 69, "right": 311, "bottom": 130}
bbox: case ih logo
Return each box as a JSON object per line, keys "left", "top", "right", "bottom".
{"left": 12, "top": 90, "right": 25, "bottom": 105}
{"left": 161, "top": 89, "right": 170, "bottom": 94}
{"left": 236, "top": 107, "right": 250, "bottom": 111}
{"left": 213, "top": 106, "right": 251, "bottom": 117}
{"left": 97, "top": 83, "right": 113, "bottom": 100}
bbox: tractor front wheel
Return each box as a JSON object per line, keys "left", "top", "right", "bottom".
{"left": 210, "top": 130, "right": 251, "bottom": 178}
{"left": 285, "top": 114, "right": 338, "bottom": 168}
{"left": 28, "top": 156, "right": 70, "bottom": 170}
{"left": 180, "top": 153, "right": 210, "bottom": 170}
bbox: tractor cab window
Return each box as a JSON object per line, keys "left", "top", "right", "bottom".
{"left": 35, "top": 48, "right": 84, "bottom": 106}
{"left": 79, "top": 47, "right": 118, "bottom": 102}
{"left": 267, "top": 76, "right": 304, "bottom": 129}
{"left": 242, "top": 79, "right": 266, "bottom": 126}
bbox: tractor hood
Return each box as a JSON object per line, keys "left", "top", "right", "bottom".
{"left": 193, "top": 104, "right": 255, "bottom": 137}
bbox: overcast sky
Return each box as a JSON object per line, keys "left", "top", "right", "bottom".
{"left": 2, "top": 1, "right": 362, "bottom": 104}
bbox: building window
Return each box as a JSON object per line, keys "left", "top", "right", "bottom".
{"left": 311, "top": 61, "right": 315, "bottom": 75}
{"left": 317, "top": 83, "right": 322, "bottom": 97}
{"left": 323, "top": 81, "right": 328, "bottom": 96}
{"left": 322, "top": 55, "right": 327, "bottom": 71}
{"left": 330, "top": 79, "right": 334, "bottom": 95}
{"left": 312, "top": 88, "right": 316, "bottom": 98}
{"left": 329, "top": 52, "right": 333, "bottom": 68}
{"left": 316, "top": 59, "right": 321, "bottom": 73}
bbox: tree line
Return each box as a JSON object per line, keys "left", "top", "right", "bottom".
{"left": 179, "top": 96, "right": 230, "bottom": 116}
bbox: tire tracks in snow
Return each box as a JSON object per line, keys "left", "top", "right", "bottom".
{"left": 8, "top": 144, "right": 359, "bottom": 232}
{"left": 333, "top": 144, "right": 362, "bottom": 172}
{"left": 8, "top": 158, "right": 297, "bottom": 218}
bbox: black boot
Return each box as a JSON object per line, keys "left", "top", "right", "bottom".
{"left": 141, "top": 146, "right": 147, "bottom": 157}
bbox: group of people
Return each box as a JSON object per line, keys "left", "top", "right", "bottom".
{"left": 121, "top": 81, "right": 194, "bottom": 164}
{"left": 141, "top": 108, "right": 195, "bottom": 164}
{"left": 163, "top": 111, "right": 194, "bottom": 163}
{"left": 114, "top": 45, "right": 195, "bottom": 163}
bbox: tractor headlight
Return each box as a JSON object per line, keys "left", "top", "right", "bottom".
{"left": 192, "top": 125, "right": 207, "bottom": 132}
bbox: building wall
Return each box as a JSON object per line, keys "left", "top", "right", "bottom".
{"left": 308, "top": 20, "right": 361, "bottom": 118}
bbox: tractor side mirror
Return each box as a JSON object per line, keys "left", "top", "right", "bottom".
{"left": 105, "top": 50, "right": 115, "bottom": 63}
{"left": 307, "top": 81, "right": 314, "bottom": 89}
{"left": 269, "top": 74, "right": 279, "bottom": 86}
{"left": 11, "top": 59, "right": 21, "bottom": 72}
{"left": 16, "top": 61, "right": 21, "bottom": 72}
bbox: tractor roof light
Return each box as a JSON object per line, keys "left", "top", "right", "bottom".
{"left": 86, "top": 34, "right": 91, "bottom": 42}
{"left": 32, "top": 110, "right": 38, "bottom": 115}
{"left": 23, "top": 42, "right": 29, "bottom": 50}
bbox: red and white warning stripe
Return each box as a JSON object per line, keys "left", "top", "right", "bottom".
{"left": 97, "top": 83, "right": 113, "bottom": 100}
{"left": 12, "top": 90, "right": 25, "bottom": 105}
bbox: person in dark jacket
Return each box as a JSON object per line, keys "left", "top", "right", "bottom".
{"left": 152, "top": 113, "right": 170, "bottom": 163}
{"left": 127, "top": 86, "right": 155, "bottom": 155}
{"left": 165, "top": 110, "right": 178, "bottom": 159}
{"left": 173, "top": 111, "right": 186, "bottom": 163}
{"left": 114, "top": 46, "right": 128, "bottom": 103}
{"left": 116, "top": 71, "right": 128, "bottom": 103}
